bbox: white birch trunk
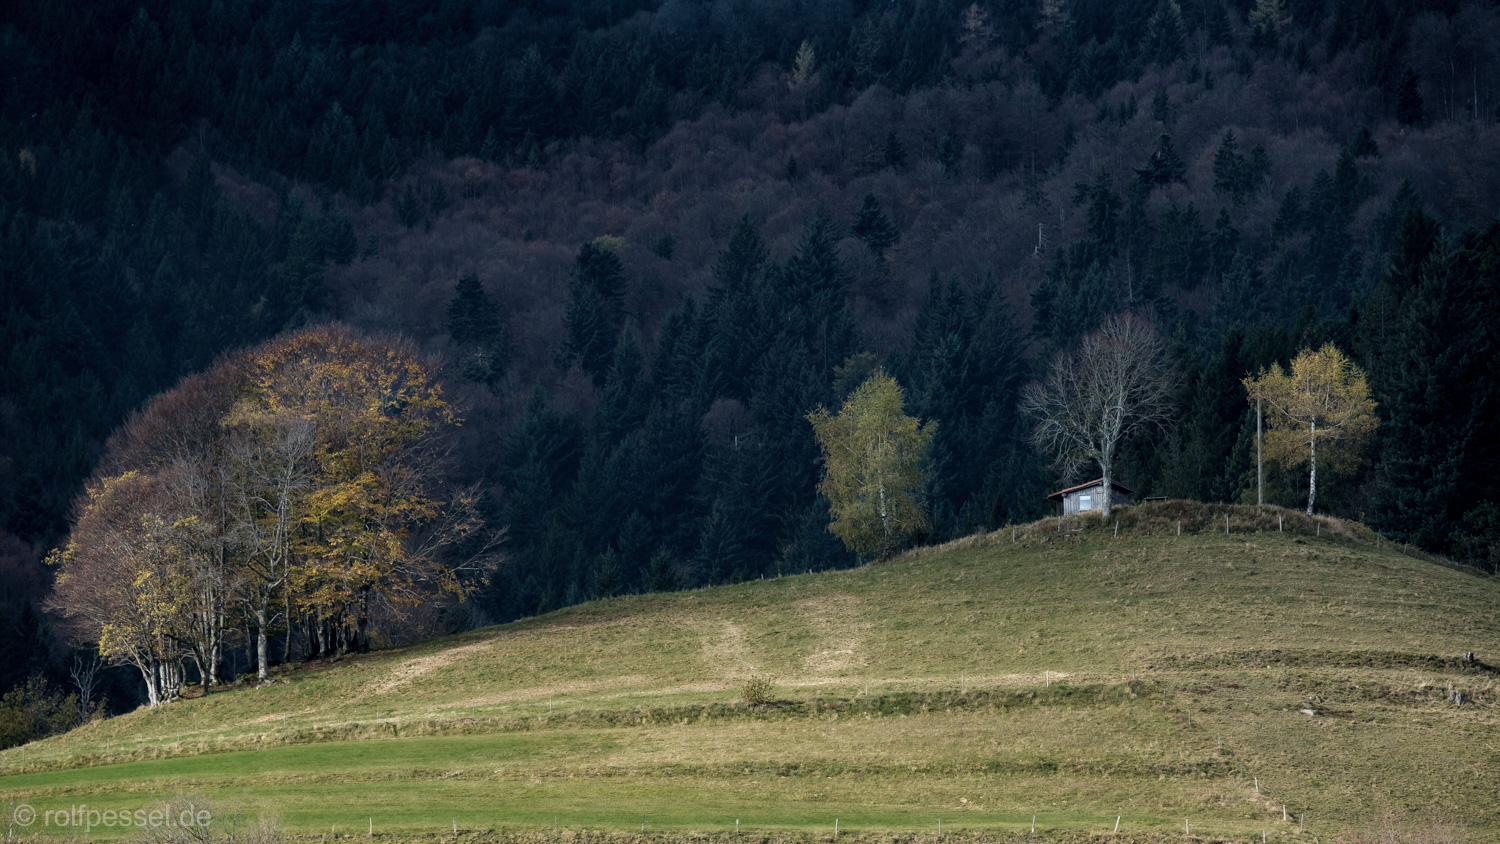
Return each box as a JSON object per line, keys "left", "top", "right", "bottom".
{"left": 255, "top": 604, "right": 270, "bottom": 683}
{"left": 139, "top": 661, "right": 161, "bottom": 708}
{"left": 1306, "top": 419, "right": 1317, "bottom": 515}
{"left": 1256, "top": 397, "right": 1263, "bottom": 506}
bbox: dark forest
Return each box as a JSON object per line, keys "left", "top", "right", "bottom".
{"left": 2, "top": 0, "right": 1498, "bottom": 724}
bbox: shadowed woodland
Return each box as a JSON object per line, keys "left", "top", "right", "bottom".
{"left": 2, "top": 0, "right": 1499, "bottom": 720}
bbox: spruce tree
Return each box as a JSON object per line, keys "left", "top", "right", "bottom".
{"left": 1141, "top": 0, "right": 1187, "bottom": 65}
{"left": 705, "top": 216, "right": 770, "bottom": 398}
{"left": 1347, "top": 125, "right": 1380, "bottom": 159}
{"left": 1215, "top": 251, "right": 1258, "bottom": 335}
{"left": 558, "top": 241, "right": 629, "bottom": 386}
{"left": 708, "top": 215, "right": 768, "bottom": 307}
{"left": 446, "top": 273, "right": 511, "bottom": 386}
{"left": 1248, "top": 0, "right": 1288, "bottom": 48}
{"left": 1272, "top": 187, "right": 1304, "bottom": 242}
{"left": 1208, "top": 207, "right": 1240, "bottom": 283}
{"left": 1136, "top": 132, "right": 1187, "bottom": 188}
{"left": 1151, "top": 202, "right": 1209, "bottom": 290}
{"left": 850, "top": 193, "right": 899, "bottom": 257}
{"left": 780, "top": 210, "right": 852, "bottom": 348}
{"left": 1150, "top": 89, "right": 1175, "bottom": 126}
{"left": 651, "top": 297, "right": 708, "bottom": 409}
{"left": 1396, "top": 68, "right": 1424, "bottom": 127}
{"left": 1079, "top": 170, "right": 1122, "bottom": 248}
{"left": 1206, "top": 0, "right": 1234, "bottom": 46}
{"left": 395, "top": 182, "right": 422, "bottom": 228}
{"left": 1212, "top": 131, "right": 1245, "bottom": 200}
{"left": 596, "top": 323, "right": 649, "bottom": 445}
{"left": 508, "top": 45, "right": 557, "bottom": 141}
{"left": 881, "top": 131, "right": 907, "bottom": 170}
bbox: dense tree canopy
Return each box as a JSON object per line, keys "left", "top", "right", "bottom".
{"left": 48, "top": 326, "right": 494, "bottom": 702}
{"left": 809, "top": 370, "right": 935, "bottom": 558}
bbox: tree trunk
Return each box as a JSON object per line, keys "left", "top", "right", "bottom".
{"left": 255, "top": 604, "right": 270, "bottom": 683}
{"left": 161, "top": 660, "right": 182, "bottom": 703}
{"left": 1256, "top": 396, "right": 1263, "bottom": 506}
{"left": 1306, "top": 419, "right": 1317, "bottom": 516}
{"left": 283, "top": 588, "right": 294, "bottom": 664}
{"left": 356, "top": 589, "right": 371, "bottom": 653}
{"left": 139, "top": 661, "right": 161, "bottom": 708}
{"left": 1100, "top": 465, "right": 1113, "bottom": 518}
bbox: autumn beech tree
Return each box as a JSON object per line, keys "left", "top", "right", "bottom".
{"left": 47, "top": 471, "right": 202, "bottom": 706}
{"left": 49, "top": 371, "right": 236, "bottom": 703}
{"left": 1022, "top": 313, "right": 1178, "bottom": 518}
{"left": 236, "top": 327, "right": 488, "bottom": 664}
{"left": 1244, "top": 345, "right": 1377, "bottom": 515}
{"left": 49, "top": 325, "right": 497, "bottom": 701}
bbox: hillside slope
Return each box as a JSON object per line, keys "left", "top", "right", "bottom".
{"left": 3, "top": 503, "right": 1497, "bottom": 841}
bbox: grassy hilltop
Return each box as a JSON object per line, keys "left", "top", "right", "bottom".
{"left": 2, "top": 502, "right": 1497, "bottom": 842}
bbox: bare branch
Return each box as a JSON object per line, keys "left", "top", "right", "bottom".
{"left": 1021, "top": 313, "right": 1178, "bottom": 517}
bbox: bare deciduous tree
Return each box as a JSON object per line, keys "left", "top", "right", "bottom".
{"left": 1022, "top": 313, "right": 1179, "bottom": 518}
{"left": 69, "top": 652, "right": 102, "bottom": 721}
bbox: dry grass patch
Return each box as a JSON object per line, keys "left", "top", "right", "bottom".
{"left": 2, "top": 503, "right": 1497, "bottom": 839}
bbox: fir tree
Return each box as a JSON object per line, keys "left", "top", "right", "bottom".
{"left": 1206, "top": 0, "right": 1234, "bottom": 46}
{"left": 1212, "top": 131, "right": 1244, "bottom": 199}
{"left": 395, "top": 182, "right": 422, "bottom": 228}
{"left": 1136, "top": 132, "right": 1187, "bottom": 189}
{"left": 1141, "top": 0, "right": 1187, "bottom": 65}
{"left": 881, "top": 131, "right": 907, "bottom": 170}
{"left": 1396, "top": 68, "right": 1424, "bottom": 127}
{"left": 850, "top": 193, "right": 899, "bottom": 257}
{"left": 446, "top": 273, "right": 511, "bottom": 386}
{"left": 1347, "top": 125, "right": 1380, "bottom": 158}
{"left": 558, "top": 241, "right": 630, "bottom": 386}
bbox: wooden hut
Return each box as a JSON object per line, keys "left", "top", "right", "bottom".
{"left": 1047, "top": 479, "right": 1134, "bottom": 515}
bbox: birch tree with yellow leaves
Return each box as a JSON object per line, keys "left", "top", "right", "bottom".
{"left": 809, "top": 370, "right": 935, "bottom": 559}
{"left": 1244, "top": 344, "right": 1377, "bottom": 515}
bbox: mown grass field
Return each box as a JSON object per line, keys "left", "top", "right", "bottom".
{"left": 2, "top": 502, "right": 1497, "bottom": 842}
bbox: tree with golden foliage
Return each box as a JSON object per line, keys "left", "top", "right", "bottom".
{"left": 48, "top": 471, "right": 204, "bottom": 706}
{"left": 50, "top": 325, "right": 498, "bottom": 701}
{"left": 228, "top": 326, "right": 476, "bottom": 673}
{"left": 809, "top": 370, "right": 935, "bottom": 559}
{"left": 1243, "top": 344, "right": 1377, "bottom": 515}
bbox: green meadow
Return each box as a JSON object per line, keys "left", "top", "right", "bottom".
{"left": 3, "top": 502, "right": 1496, "bottom": 842}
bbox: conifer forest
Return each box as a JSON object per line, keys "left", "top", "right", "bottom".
{"left": 1, "top": 0, "right": 1499, "bottom": 724}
